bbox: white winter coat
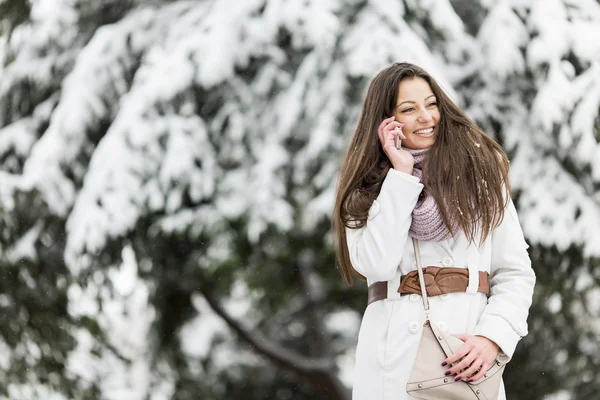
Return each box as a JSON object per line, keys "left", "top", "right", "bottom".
{"left": 347, "top": 169, "right": 536, "bottom": 400}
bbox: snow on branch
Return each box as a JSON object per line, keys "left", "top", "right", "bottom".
{"left": 197, "top": 282, "right": 335, "bottom": 375}
{"left": 21, "top": 7, "right": 161, "bottom": 216}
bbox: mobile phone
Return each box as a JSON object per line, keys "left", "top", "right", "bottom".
{"left": 395, "top": 136, "right": 402, "bottom": 149}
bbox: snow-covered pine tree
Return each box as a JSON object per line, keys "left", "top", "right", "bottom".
{"left": 460, "top": 0, "right": 600, "bottom": 398}
{"left": 2, "top": 0, "right": 598, "bottom": 399}
{"left": 0, "top": 0, "right": 476, "bottom": 398}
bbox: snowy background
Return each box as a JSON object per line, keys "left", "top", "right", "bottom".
{"left": 0, "top": 0, "right": 599, "bottom": 399}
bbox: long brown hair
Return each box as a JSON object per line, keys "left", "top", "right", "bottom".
{"left": 332, "top": 62, "right": 511, "bottom": 285}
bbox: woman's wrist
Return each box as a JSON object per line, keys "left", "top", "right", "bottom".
{"left": 393, "top": 165, "right": 414, "bottom": 175}
{"left": 476, "top": 335, "right": 500, "bottom": 352}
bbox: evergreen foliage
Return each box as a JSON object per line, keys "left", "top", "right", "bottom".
{"left": 0, "top": 0, "right": 598, "bottom": 399}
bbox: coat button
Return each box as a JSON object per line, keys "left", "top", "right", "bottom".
{"left": 442, "top": 257, "right": 453, "bottom": 267}
{"left": 440, "top": 294, "right": 451, "bottom": 301}
{"left": 408, "top": 321, "right": 419, "bottom": 334}
{"left": 437, "top": 321, "right": 448, "bottom": 332}
{"left": 409, "top": 294, "right": 420, "bottom": 302}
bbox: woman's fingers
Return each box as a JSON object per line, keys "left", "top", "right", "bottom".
{"left": 387, "top": 125, "right": 403, "bottom": 143}
{"left": 466, "top": 362, "right": 491, "bottom": 383}
{"left": 395, "top": 125, "right": 407, "bottom": 140}
{"left": 443, "top": 334, "right": 500, "bottom": 383}
{"left": 453, "top": 334, "right": 470, "bottom": 342}
{"left": 446, "top": 351, "right": 477, "bottom": 380}
{"left": 377, "top": 118, "right": 412, "bottom": 172}
{"left": 458, "top": 357, "right": 484, "bottom": 382}
{"left": 442, "top": 340, "right": 470, "bottom": 367}
{"left": 380, "top": 122, "right": 405, "bottom": 148}
{"left": 378, "top": 118, "right": 402, "bottom": 134}
{"left": 377, "top": 116, "right": 396, "bottom": 137}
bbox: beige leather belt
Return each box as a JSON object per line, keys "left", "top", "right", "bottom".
{"left": 367, "top": 267, "right": 490, "bottom": 306}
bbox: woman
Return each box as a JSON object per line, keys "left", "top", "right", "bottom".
{"left": 332, "top": 63, "right": 535, "bottom": 399}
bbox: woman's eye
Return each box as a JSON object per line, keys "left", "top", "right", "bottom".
{"left": 402, "top": 108, "right": 415, "bottom": 113}
{"left": 427, "top": 102, "right": 438, "bottom": 107}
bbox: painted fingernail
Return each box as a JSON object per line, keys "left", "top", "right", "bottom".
{"left": 455, "top": 377, "right": 462, "bottom": 382}
{"left": 445, "top": 371, "right": 451, "bottom": 376}
{"left": 467, "top": 379, "right": 473, "bottom": 383}
{"left": 441, "top": 362, "right": 447, "bottom": 366}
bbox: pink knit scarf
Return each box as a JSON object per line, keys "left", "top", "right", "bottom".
{"left": 405, "top": 147, "right": 456, "bottom": 242}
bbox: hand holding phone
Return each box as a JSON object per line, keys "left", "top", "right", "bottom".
{"left": 377, "top": 117, "right": 412, "bottom": 173}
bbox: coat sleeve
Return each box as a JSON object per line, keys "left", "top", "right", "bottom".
{"left": 473, "top": 198, "right": 536, "bottom": 360}
{"left": 345, "top": 168, "right": 424, "bottom": 282}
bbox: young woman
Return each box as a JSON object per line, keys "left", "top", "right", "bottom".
{"left": 332, "top": 63, "right": 536, "bottom": 400}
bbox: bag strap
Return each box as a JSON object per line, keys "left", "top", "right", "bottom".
{"left": 412, "top": 238, "right": 431, "bottom": 318}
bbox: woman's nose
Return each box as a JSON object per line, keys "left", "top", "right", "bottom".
{"left": 418, "top": 109, "right": 433, "bottom": 122}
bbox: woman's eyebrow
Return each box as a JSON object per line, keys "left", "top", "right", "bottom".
{"left": 396, "top": 94, "right": 436, "bottom": 108}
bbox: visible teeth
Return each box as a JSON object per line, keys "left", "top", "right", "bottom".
{"left": 414, "top": 128, "right": 433, "bottom": 134}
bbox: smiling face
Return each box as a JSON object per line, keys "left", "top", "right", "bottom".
{"left": 393, "top": 77, "right": 440, "bottom": 150}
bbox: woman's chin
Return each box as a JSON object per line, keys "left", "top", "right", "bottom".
{"left": 404, "top": 136, "right": 435, "bottom": 150}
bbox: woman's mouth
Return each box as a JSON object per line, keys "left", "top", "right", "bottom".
{"left": 413, "top": 127, "right": 435, "bottom": 137}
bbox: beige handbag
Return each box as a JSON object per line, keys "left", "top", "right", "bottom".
{"left": 406, "top": 239, "right": 506, "bottom": 400}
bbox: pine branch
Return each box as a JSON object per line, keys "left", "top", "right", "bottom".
{"left": 197, "top": 284, "right": 333, "bottom": 374}
{"left": 197, "top": 282, "right": 351, "bottom": 399}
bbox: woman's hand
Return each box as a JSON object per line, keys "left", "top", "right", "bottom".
{"left": 442, "top": 334, "right": 500, "bottom": 383}
{"left": 377, "top": 116, "right": 414, "bottom": 174}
